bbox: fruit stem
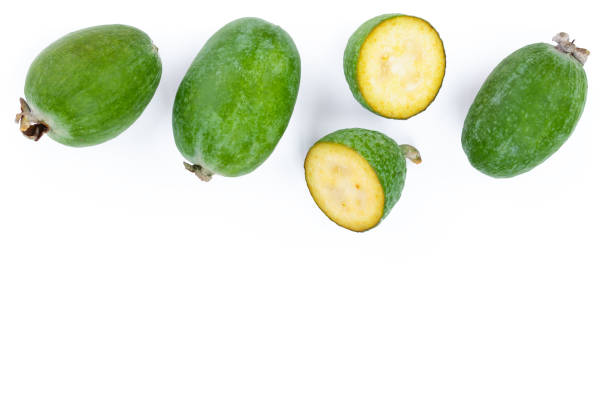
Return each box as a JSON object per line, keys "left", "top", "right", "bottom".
{"left": 183, "top": 162, "right": 214, "bottom": 182}
{"left": 15, "top": 98, "right": 49, "bottom": 141}
{"left": 400, "top": 144, "right": 422, "bottom": 164}
{"left": 552, "top": 32, "right": 589, "bottom": 65}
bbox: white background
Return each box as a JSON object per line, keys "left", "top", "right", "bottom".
{"left": 1, "top": 0, "right": 610, "bottom": 406}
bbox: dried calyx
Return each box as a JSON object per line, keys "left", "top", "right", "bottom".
{"left": 183, "top": 162, "right": 215, "bottom": 182}
{"left": 15, "top": 98, "right": 48, "bottom": 141}
{"left": 553, "top": 32, "right": 589, "bottom": 65}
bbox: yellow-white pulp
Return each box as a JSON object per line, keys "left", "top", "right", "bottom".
{"left": 357, "top": 15, "right": 445, "bottom": 119}
{"left": 305, "top": 142, "right": 384, "bottom": 231}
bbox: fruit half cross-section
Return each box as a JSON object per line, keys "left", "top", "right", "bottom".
{"left": 344, "top": 14, "right": 445, "bottom": 119}
{"left": 304, "top": 128, "right": 421, "bottom": 232}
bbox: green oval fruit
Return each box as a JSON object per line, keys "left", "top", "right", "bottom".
{"left": 16, "top": 24, "right": 162, "bottom": 147}
{"left": 304, "top": 128, "right": 421, "bottom": 232}
{"left": 173, "top": 17, "right": 301, "bottom": 181}
{"left": 344, "top": 14, "right": 446, "bottom": 119}
{"left": 462, "top": 33, "right": 589, "bottom": 178}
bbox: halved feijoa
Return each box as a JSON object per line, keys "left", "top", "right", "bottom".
{"left": 344, "top": 14, "right": 445, "bottom": 119}
{"left": 304, "top": 128, "right": 421, "bottom": 232}
{"left": 16, "top": 25, "right": 162, "bottom": 147}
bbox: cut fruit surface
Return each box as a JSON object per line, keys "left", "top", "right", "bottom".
{"left": 356, "top": 15, "right": 445, "bottom": 119}
{"left": 305, "top": 142, "right": 384, "bottom": 232}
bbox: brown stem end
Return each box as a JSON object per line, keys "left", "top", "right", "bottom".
{"left": 400, "top": 144, "right": 422, "bottom": 165}
{"left": 183, "top": 162, "right": 214, "bottom": 182}
{"left": 15, "top": 98, "right": 49, "bottom": 142}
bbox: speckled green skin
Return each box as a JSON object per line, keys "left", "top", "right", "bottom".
{"left": 317, "top": 128, "right": 407, "bottom": 220}
{"left": 343, "top": 14, "right": 401, "bottom": 116}
{"left": 24, "top": 25, "right": 162, "bottom": 147}
{"left": 462, "top": 43, "right": 588, "bottom": 178}
{"left": 173, "top": 17, "right": 301, "bottom": 177}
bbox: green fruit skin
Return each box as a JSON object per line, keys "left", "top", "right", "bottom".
{"left": 173, "top": 17, "right": 301, "bottom": 177}
{"left": 24, "top": 24, "right": 162, "bottom": 147}
{"left": 343, "top": 14, "right": 403, "bottom": 116}
{"left": 317, "top": 128, "right": 407, "bottom": 220}
{"left": 462, "top": 43, "right": 588, "bottom": 177}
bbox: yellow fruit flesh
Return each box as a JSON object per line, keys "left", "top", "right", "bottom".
{"left": 304, "top": 142, "right": 384, "bottom": 232}
{"left": 357, "top": 15, "right": 445, "bottom": 119}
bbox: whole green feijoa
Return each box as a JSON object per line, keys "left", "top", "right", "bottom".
{"left": 462, "top": 33, "right": 588, "bottom": 178}
{"left": 16, "top": 25, "right": 162, "bottom": 147}
{"left": 173, "top": 17, "right": 301, "bottom": 181}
